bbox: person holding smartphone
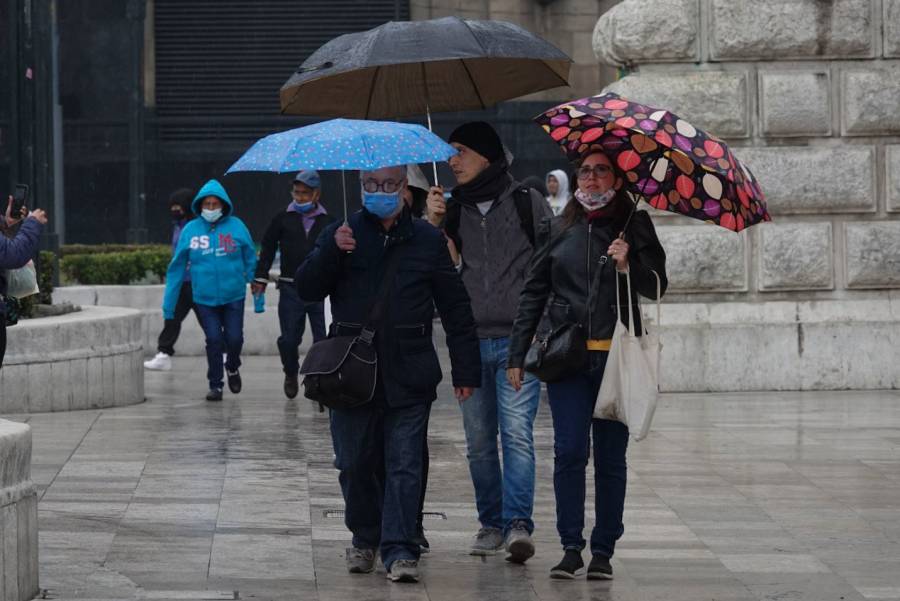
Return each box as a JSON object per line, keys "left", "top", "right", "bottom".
{"left": 1, "top": 191, "right": 49, "bottom": 368}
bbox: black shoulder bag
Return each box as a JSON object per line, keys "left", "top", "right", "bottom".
{"left": 299, "top": 247, "right": 402, "bottom": 411}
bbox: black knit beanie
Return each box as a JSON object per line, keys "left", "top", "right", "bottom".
{"left": 448, "top": 121, "right": 504, "bottom": 163}
{"left": 168, "top": 188, "right": 194, "bottom": 212}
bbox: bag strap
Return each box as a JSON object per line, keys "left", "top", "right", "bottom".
{"left": 358, "top": 245, "right": 403, "bottom": 345}
{"left": 616, "top": 268, "right": 662, "bottom": 338}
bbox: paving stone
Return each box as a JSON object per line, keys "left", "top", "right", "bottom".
{"left": 23, "top": 355, "right": 900, "bottom": 600}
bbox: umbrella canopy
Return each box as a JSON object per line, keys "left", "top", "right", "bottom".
{"left": 225, "top": 119, "right": 458, "bottom": 174}
{"left": 280, "top": 17, "right": 571, "bottom": 119}
{"left": 535, "top": 93, "right": 770, "bottom": 232}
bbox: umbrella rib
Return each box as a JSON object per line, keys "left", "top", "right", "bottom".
{"left": 459, "top": 59, "right": 487, "bottom": 110}
{"left": 365, "top": 66, "right": 381, "bottom": 120}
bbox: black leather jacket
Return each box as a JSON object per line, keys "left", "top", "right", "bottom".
{"left": 508, "top": 208, "right": 667, "bottom": 369}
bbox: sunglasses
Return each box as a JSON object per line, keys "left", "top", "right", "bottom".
{"left": 576, "top": 165, "right": 613, "bottom": 180}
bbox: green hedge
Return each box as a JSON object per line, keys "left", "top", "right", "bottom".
{"left": 60, "top": 244, "right": 170, "bottom": 257}
{"left": 60, "top": 248, "right": 172, "bottom": 285}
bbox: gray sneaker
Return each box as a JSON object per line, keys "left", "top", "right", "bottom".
{"left": 345, "top": 547, "right": 375, "bottom": 574}
{"left": 504, "top": 521, "right": 535, "bottom": 564}
{"left": 470, "top": 527, "right": 504, "bottom": 556}
{"left": 386, "top": 559, "right": 419, "bottom": 583}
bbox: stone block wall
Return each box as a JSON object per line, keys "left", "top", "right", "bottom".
{"left": 410, "top": 0, "right": 622, "bottom": 100}
{"left": 0, "top": 420, "right": 38, "bottom": 601}
{"left": 593, "top": 0, "right": 900, "bottom": 302}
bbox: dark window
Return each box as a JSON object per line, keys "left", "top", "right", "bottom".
{"left": 154, "top": 0, "right": 408, "bottom": 142}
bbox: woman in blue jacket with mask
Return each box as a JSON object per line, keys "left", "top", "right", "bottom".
{"left": 162, "top": 180, "right": 257, "bottom": 401}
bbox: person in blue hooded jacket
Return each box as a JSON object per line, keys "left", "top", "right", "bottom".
{"left": 162, "top": 179, "right": 257, "bottom": 401}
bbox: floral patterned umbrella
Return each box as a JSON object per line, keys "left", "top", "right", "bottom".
{"left": 534, "top": 93, "right": 770, "bottom": 232}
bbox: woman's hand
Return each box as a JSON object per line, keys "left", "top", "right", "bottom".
{"left": 4, "top": 196, "right": 27, "bottom": 226}
{"left": 506, "top": 367, "right": 523, "bottom": 392}
{"left": 608, "top": 236, "right": 629, "bottom": 271}
{"left": 425, "top": 186, "right": 446, "bottom": 227}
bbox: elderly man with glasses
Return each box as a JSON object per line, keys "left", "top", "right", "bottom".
{"left": 295, "top": 164, "right": 481, "bottom": 583}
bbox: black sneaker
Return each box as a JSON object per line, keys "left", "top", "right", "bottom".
{"left": 284, "top": 373, "right": 299, "bottom": 399}
{"left": 226, "top": 369, "right": 241, "bottom": 394}
{"left": 206, "top": 388, "right": 223, "bottom": 402}
{"left": 550, "top": 549, "right": 584, "bottom": 579}
{"left": 587, "top": 554, "right": 613, "bottom": 580}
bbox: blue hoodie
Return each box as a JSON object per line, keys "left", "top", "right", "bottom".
{"left": 162, "top": 180, "right": 257, "bottom": 319}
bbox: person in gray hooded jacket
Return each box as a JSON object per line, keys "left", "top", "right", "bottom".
{"left": 425, "top": 121, "right": 552, "bottom": 563}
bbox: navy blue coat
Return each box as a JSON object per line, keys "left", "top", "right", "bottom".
{"left": 1, "top": 218, "right": 44, "bottom": 310}
{"left": 295, "top": 207, "right": 481, "bottom": 408}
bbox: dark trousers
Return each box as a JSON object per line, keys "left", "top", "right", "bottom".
{"left": 194, "top": 299, "right": 244, "bottom": 389}
{"left": 416, "top": 415, "right": 430, "bottom": 535}
{"left": 330, "top": 397, "right": 430, "bottom": 570}
{"left": 157, "top": 281, "right": 196, "bottom": 355}
{"left": 546, "top": 351, "right": 629, "bottom": 558}
{"left": 0, "top": 321, "right": 6, "bottom": 369}
{"left": 277, "top": 283, "right": 326, "bottom": 374}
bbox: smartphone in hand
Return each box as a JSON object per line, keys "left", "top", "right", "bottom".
{"left": 12, "top": 184, "right": 29, "bottom": 216}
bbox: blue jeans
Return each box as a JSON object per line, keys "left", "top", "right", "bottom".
{"left": 546, "top": 351, "right": 629, "bottom": 558}
{"left": 460, "top": 336, "right": 541, "bottom": 533}
{"left": 330, "top": 398, "right": 430, "bottom": 570}
{"left": 194, "top": 300, "right": 244, "bottom": 389}
{"left": 277, "top": 283, "right": 326, "bottom": 374}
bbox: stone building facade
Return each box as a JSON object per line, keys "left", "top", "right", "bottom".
{"left": 592, "top": 0, "right": 900, "bottom": 390}
{"left": 410, "top": 0, "right": 621, "bottom": 99}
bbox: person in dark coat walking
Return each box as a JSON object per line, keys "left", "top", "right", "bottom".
{"left": 506, "top": 150, "right": 667, "bottom": 580}
{"left": 0, "top": 196, "right": 48, "bottom": 368}
{"left": 145, "top": 188, "right": 198, "bottom": 371}
{"left": 295, "top": 164, "right": 481, "bottom": 584}
{"left": 252, "top": 170, "right": 336, "bottom": 398}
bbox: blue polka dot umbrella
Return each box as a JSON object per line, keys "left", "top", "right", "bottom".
{"left": 226, "top": 118, "right": 457, "bottom": 174}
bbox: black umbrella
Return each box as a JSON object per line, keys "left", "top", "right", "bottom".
{"left": 279, "top": 17, "right": 572, "bottom": 120}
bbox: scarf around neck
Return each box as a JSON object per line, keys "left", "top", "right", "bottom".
{"left": 451, "top": 158, "right": 512, "bottom": 206}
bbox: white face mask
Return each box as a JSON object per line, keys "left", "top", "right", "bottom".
{"left": 201, "top": 208, "right": 223, "bottom": 223}
{"left": 574, "top": 187, "right": 616, "bottom": 212}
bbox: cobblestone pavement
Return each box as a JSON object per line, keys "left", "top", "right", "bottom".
{"left": 6, "top": 349, "right": 900, "bottom": 601}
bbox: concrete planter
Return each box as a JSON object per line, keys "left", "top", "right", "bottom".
{"left": 0, "top": 306, "right": 144, "bottom": 413}
{"left": 0, "top": 420, "right": 38, "bottom": 601}
{"left": 53, "top": 285, "right": 321, "bottom": 358}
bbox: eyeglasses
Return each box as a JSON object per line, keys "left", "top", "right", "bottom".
{"left": 576, "top": 165, "right": 613, "bottom": 180}
{"left": 362, "top": 178, "right": 403, "bottom": 194}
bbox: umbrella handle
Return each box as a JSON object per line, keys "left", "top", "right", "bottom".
{"left": 425, "top": 103, "right": 439, "bottom": 185}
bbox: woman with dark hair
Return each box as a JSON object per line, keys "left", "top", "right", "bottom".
{"left": 505, "top": 150, "right": 667, "bottom": 580}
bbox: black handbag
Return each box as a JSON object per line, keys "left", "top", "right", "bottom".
{"left": 299, "top": 247, "right": 401, "bottom": 411}
{"left": 523, "top": 297, "right": 587, "bottom": 382}
{"left": 2, "top": 295, "right": 19, "bottom": 327}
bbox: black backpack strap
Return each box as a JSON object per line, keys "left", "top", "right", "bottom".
{"left": 358, "top": 246, "right": 403, "bottom": 345}
{"left": 444, "top": 201, "right": 463, "bottom": 255}
{"left": 512, "top": 187, "right": 536, "bottom": 247}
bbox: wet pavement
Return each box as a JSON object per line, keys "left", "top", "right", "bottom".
{"left": 5, "top": 347, "right": 900, "bottom": 601}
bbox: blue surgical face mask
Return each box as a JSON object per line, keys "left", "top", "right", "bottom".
{"left": 362, "top": 191, "right": 401, "bottom": 219}
{"left": 201, "top": 208, "right": 223, "bottom": 223}
{"left": 291, "top": 200, "right": 315, "bottom": 213}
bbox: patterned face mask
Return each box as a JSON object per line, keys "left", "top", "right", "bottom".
{"left": 574, "top": 187, "right": 616, "bottom": 212}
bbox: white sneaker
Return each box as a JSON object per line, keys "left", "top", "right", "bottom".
{"left": 144, "top": 352, "right": 172, "bottom": 371}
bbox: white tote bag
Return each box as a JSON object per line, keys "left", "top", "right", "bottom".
{"left": 594, "top": 269, "right": 661, "bottom": 441}
{"left": 5, "top": 260, "right": 40, "bottom": 298}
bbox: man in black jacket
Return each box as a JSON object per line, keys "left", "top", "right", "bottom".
{"left": 295, "top": 164, "right": 480, "bottom": 583}
{"left": 253, "top": 170, "right": 336, "bottom": 398}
